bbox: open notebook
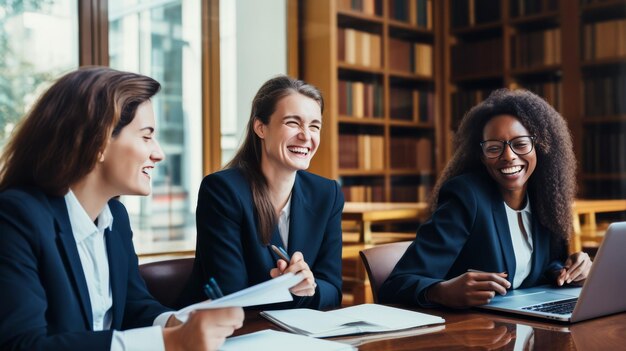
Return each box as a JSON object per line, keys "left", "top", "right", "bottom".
{"left": 261, "top": 304, "right": 445, "bottom": 338}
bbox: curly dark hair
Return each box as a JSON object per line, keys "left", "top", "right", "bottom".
{"left": 431, "top": 88, "right": 576, "bottom": 254}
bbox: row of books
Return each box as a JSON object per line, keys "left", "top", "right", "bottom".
{"left": 450, "top": 88, "right": 493, "bottom": 128}
{"left": 517, "top": 81, "right": 563, "bottom": 113}
{"left": 341, "top": 183, "right": 433, "bottom": 202}
{"left": 337, "top": 0, "right": 380, "bottom": 16}
{"left": 583, "top": 75, "right": 626, "bottom": 117}
{"left": 388, "top": 0, "right": 433, "bottom": 29}
{"left": 510, "top": 0, "right": 559, "bottom": 18}
{"left": 341, "top": 185, "right": 385, "bottom": 202}
{"left": 511, "top": 28, "right": 561, "bottom": 69}
{"left": 451, "top": 38, "right": 503, "bottom": 79}
{"left": 338, "top": 80, "right": 384, "bottom": 118}
{"left": 389, "top": 38, "right": 433, "bottom": 76}
{"left": 390, "top": 184, "right": 433, "bottom": 202}
{"left": 583, "top": 128, "right": 626, "bottom": 173}
{"left": 339, "top": 134, "right": 385, "bottom": 170}
{"left": 389, "top": 137, "right": 433, "bottom": 171}
{"left": 389, "top": 87, "right": 434, "bottom": 123}
{"left": 451, "top": 0, "right": 501, "bottom": 28}
{"left": 584, "top": 180, "right": 626, "bottom": 200}
{"left": 582, "top": 19, "right": 626, "bottom": 61}
{"left": 338, "top": 28, "right": 382, "bottom": 68}
{"left": 580, "top": 0, "right": 622, "bottom": 5}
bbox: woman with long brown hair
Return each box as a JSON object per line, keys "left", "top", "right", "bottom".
{"left": 380, "top": 89, "right": 592, "bottom": 308}
{"left": 180, "top": 75, "right": 343, "bottom": 310}
{"left": 0, "top": 67, "right": 243, "bottom": 350}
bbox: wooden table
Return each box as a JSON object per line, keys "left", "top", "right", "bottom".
{"left": 571, "top": 199, "right": 626, "bottom": 252}
{"left": 236, "top": 307, "right": 626, "bottom": 350}
{"left": 342, "top": 202, "right": 429, "bottom": 244}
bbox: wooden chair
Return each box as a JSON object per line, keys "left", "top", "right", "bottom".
{"left": 359, "top": 241, "right": 412, "bottom": 303}
{"left": 138, "top": 257, "right": 194, "bottom": 309}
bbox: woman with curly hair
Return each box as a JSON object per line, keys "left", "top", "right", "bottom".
{"left": 379, "top": 88, "right": 592, "bottom": 308}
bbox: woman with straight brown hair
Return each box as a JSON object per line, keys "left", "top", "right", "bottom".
{"left": 180, "top": 75, "right": 343, "bottom": 310}
{"left": 0, "top": 67, "right": 243, "bottom": 351}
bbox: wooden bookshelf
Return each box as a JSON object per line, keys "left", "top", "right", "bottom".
{"left": 579, "top": 0, "right": 626, "bottom": 199}
{"left": 300, "top": 0, "right": 442, "bottom": 203}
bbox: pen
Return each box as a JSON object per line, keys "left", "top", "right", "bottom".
{"left": 203, "top": 283, "right": 217, "bottom": 300}
{"left": 271, "top": 244, "right": 291, "bottom": 262}
{"left": 204, "top": 277, "right": 224, "bottom": 299}
{"left": 467, "top": 269, "right": 486, "bottom": 273}
{"left": 209, "top": 277, "right": 224, "bottom": 298}
{"left": 468, "top": 269, "right": 508, "bottom": 274}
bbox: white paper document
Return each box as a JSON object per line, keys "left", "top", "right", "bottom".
{"left": 176, "top": 273, "right": 303, "bottom": 322}
{"left": 219, "top": 330, "right": 356, "bottom": 351}
{"left": 261, "top": 303, "right": 445, "bottom": 338}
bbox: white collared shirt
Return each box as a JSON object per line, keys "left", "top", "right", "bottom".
{"left": 65, "top": 191, "right": 170, "bottom": 351}
{"left": 278, "top": 195, "right": 292, "bottom": 250}
{"left": 504, "top": 198, "right": 534, "bottom": 289}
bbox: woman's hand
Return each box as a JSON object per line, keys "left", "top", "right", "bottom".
{"left": 162, "top": 307, "right": 244, "bottom": 351}
{"left": 269, "top": 251, "right": 317, "bottom": 296}
{"left": 556, "top": 251, "right": 592, "bottom": 286}
{"left": 427, "top": 271, "right": 511, "bottom": 308}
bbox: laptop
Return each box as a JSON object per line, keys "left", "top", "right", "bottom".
{"left": 477, "top": 221, "right": 626, "bottom": 322}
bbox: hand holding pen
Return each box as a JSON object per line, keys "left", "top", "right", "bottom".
{"left": 162, "top": 277, "right": 243, "bottom": 351}
{"left": 270, "top": 245, "right": 317, "bottom": 297}
{"left": 426, "top": 269, "right": 510, "bottom": 308}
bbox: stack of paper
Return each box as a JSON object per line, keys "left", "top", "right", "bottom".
{"left": 175, "top": 273, "right": 303, "bottom": 322}
{"left": 219, "top": 330, "right": 356, "bottom": 351}
{"left": 261, "top": 303, "right": 445, "bottom": 338}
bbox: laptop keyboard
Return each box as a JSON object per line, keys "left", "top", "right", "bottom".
{"left": 521, "top": 298, "right": 578, "bottom": 315}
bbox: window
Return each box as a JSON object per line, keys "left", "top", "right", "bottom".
{"left": 219, "top": 0, "right": 287, "bottom": 165}
{"left": 0, "top": 0, "right": 78, "bottom": 146}
{"left": 109, "top": 0, "right": 202, "bottom": 250}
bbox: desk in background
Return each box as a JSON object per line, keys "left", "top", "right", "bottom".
{"left": 236, "top": 306, "right": 626, "bottom": 350}
{"left": 572, "top": 199, "right": 626, "bottom": 252}
{"left": 342, "top": 202, "right": 429, "bottom": 244}
{"left": 341, "top": 202, "right": 429, "bottom": 305}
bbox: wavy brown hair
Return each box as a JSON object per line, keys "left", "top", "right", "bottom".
{"left": 431, "top": 88, "right": 576, "bottom": 258}
{"left": 0, "top": 66, "right": 160, "bottom": 195}
{"left": 226, "top": 75, "right": 323, "bottom": 245}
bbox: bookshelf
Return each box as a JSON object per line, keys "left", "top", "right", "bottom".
{"left": 300, "top": 0, "right": 442, "bottom": 203}
{"left": 580, "top": 0, "right": 626, "bottom": 199}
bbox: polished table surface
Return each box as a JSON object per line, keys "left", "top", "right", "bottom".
{"left": 235, "top": 306, "right": 626, "bottom": 350}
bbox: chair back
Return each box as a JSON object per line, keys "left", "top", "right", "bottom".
{"left": 359, "top": 241, "right": 412, "bottom": 303}
{"left": 139, "top": 257, "right": 194, "bottom": 309}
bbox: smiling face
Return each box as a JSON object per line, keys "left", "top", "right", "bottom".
{"left": 98, "top": 100, "right": 164, "bottom": 197}
{"left": 254, "top": 92, "right": 322, "bottom": 177}
{"left": 481, "top": 114, "right": 537, "bottom": 205}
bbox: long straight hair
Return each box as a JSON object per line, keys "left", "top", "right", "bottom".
{"left": 226, "top": 75, "right": 323, "bottom": 244}
{"left": 0, "top": 66, "right": 160, "bottom": 195}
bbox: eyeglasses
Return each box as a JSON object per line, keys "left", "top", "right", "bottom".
{"left": 480, "top": 136, "right": 536, "bottom": 159}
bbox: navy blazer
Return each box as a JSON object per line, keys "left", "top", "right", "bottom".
{"left": 0, "top": 188, "right": 169, "bottom": 351}
{"left": 180, "top": 168, "right": 344, "bottom": 309}
{"left": 379, "top": 172, "right": 564, "bottom": 307}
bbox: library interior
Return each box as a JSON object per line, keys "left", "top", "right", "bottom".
{"left": 2, "top": 0, "right": 626, "bottom": 350}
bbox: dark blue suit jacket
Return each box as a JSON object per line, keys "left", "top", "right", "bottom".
{"left": 379, "top": 172, "right": 564, "bottom": 307}
{"left": 0, "top": 188, "right": 169, "bottom": 351}
{"left": 180, "top": 168, "right": 343, "bottom": 309}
